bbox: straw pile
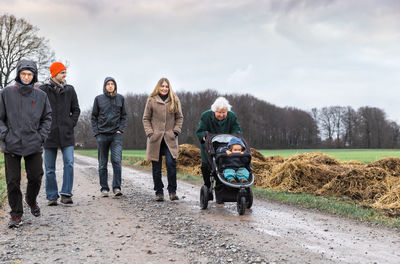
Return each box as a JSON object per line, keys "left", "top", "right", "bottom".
{"left": 176, "top": 144, "right": 202, "bottom": 175}
{"left": 258, "top": 152, "right": 344, "bottom": 193}
{"left": 317, "top": 167, "right": 388, "bottom": 203}
{"left": 250, "top": 148, "right": 284, "bottom": 186}
{"left": 373, "top": 180, "right": 400, "bottom": 216}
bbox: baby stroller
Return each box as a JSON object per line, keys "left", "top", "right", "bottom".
{"left": 200, "top": 133, "right": 254, "bottom": 215}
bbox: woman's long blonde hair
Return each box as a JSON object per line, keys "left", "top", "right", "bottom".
{"left": 150, "top": 77, "right": 179, "bottom": 113}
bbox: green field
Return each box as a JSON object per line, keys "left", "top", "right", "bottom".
{"left": 259, "top": 149, "right": 400, "bottom": 163}
{"left": 77, "top": 149, "right": 400, "bottom": 163}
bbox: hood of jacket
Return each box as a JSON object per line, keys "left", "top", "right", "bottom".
{"left": 103, "top": 77, "right": 117, "bottom": 97}
{"left": 14, "top": 59, "right": 38, "bottom": 84}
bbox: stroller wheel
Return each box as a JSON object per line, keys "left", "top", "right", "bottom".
{"left": 200, "top": 185, "right": 209, "bottom": 210}
{"left": 246, "top": 187, "right": 253, "bottom": 209}
{"left": 237, "top": 196, "right": 246, "bottom": 215}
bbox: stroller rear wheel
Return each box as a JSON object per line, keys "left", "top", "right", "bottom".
{"left": 200, "top": 185, "right": 209, "bottom": 209}
{"left": 237, "top": 196, "right": 246, "bottom": 215}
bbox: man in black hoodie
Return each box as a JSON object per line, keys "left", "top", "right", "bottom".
{"left": 0, "top": 60, "right": 52, "bottom": 228}
{"left": 91, "top": 77, "right": 127, "bottom": 197}
{"left": 39, "top": 62, "right": 80, "bottom": 206}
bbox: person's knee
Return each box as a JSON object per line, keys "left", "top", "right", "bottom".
{"left": 98, "top": 162, "right": 107, "bottom": 170}
{"left": 45, "top": 160, "right": 56, "bottom": 170}
{"left": 110, "top": 155, "right": 121, "bottom": 165}
{"left": 236, "top": 168, "right": 249, "bottom": 178}
{"left": 29, "top": 176, "right": 42, "bottom": 184}
{"left": 6, "top": 177, "right": 20, "bottom": 188}
{"left": 64, "top": 158, "right": 74, "bottom": 168}
{"left": 165, "top": 158, "right": 176, "bottom": 168}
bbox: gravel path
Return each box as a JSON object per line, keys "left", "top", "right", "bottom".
{"left": 1, "top": 154, "right": 399, "bottom": 264}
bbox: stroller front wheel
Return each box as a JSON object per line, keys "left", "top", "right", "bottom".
{"left": 237, "top": 196, "right": 246, "bottom": 215}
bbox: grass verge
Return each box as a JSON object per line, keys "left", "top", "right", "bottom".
{"left": 0, "top": 156, "right": 6, "bottom": 207}
{"left": 253, "top": 188, "right": 400, "bottom": 228}
{"left": 259, "top": 149, "right": 400, "bottom": 163}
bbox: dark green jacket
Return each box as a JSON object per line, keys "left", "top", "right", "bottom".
{"left": 196, "top": 110, "right": 242, "bottom": 163}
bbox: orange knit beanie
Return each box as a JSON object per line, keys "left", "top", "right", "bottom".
{"left": 49, "top": 62, "right": 66, "bottom": 77}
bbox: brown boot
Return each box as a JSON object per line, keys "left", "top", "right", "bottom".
{"left": 155, "top": 194, "right": 164, "bottom": 202}
{"left": 169, "top": 193, "right": 179, "bottom": 201}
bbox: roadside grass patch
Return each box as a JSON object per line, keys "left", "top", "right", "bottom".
{"left": 253, "top": 188, "right": 400, "bottom": 228}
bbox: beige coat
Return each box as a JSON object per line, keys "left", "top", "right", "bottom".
{"left": 142, "top": 95, "right": 184, "bottom": 161}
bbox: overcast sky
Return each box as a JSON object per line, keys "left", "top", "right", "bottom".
{"left": 2, "top": 0, "right": 400, "bottom": 122}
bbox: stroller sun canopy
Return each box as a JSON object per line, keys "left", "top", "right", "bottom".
{"left": 211, "top": 134, "right": 236, "bottom": 144}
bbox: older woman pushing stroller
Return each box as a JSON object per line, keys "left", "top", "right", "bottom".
{"left": 196, "top": 97, "right": 242, "bottom": 204}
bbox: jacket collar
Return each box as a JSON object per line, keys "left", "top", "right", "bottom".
{"left": 154, "top": 94, "right": 171, "bottom": 104}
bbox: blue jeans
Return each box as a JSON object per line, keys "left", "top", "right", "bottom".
{"left": 151, "top": 139, "right": 177, "bottom": 195}
{"left": 44, "top": 146, "right": 74, "bottom": 200}
{"left": 97, "top": 133, "right": 123, "bottom": 192}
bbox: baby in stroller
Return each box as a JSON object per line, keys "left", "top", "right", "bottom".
{"left": 216, "top": 137, "right": 250, "bottom": 183}
{"left": 200, "top": 133, "right": 254, "bottom": 214}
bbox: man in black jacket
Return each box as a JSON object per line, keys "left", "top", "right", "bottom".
{"left": 0, "top": 60, "right": 52, "bottom": 228}
{"left": 39, "top": 62, "right": 80, "bottom": 206}
{"left": 91, "top": 77, "right": 127, "bottom": 197}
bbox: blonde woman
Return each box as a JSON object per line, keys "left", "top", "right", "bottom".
{"left": 142, "top": 78, "right": 183, "bottom": 201}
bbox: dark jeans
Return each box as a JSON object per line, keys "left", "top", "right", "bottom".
{"left": 5, "top": 152, "right": 43, "bottom": 217}
{"left": 201, "top": 163, "right": 212, "bottom": 188}
{"left": 151, "top": 139, "right": 177, "bottom": 195}
{"left": 97, "top": 133, "right": 123, "bottom": 192}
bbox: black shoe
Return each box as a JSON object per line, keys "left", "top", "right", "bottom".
{"left": 48, "top": 199, "right": 58, "bottom": 206}
{"left": 8, "top": 216, "right": 22, "bottom": 228}
{"left": 30, "top": 204, "right": 41, "bottom": 217}
{"left": 60, "top": 195, "right": 73, "bottom": 204}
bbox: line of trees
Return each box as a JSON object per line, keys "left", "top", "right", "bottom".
{"left": 312, "top": 106, "right": 400, "bottom": 148}
{"left": 76, "top": 90, "right": 320, "bottom": 149}
{"left": 76, "top": 91, "right": 400, "bottom": 150}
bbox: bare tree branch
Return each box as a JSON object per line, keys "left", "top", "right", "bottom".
{"left": 0, "top": 14, "right": 55, "bottom": 88}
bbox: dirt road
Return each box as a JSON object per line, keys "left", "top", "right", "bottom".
{"left": 1, "top": 154, "right": 399, "bottom": 264}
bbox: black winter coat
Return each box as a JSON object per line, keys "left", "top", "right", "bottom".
{"left": 39, "top": 80, "right": 81, "bottom": 148}
{"left": 0, "top": 60, "right": 52, "bottom": 156}
{"left": 91, "top": 77, "right": 127, "bottom": 136}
